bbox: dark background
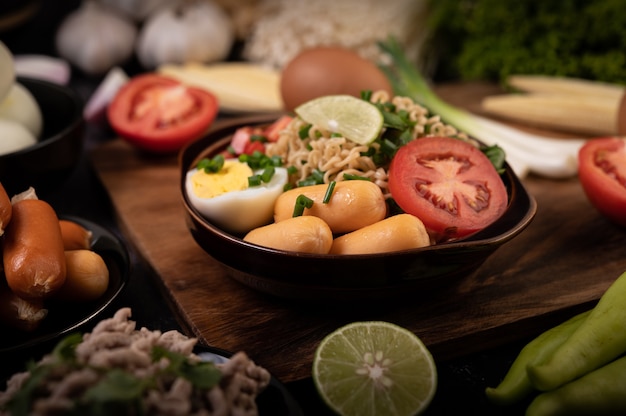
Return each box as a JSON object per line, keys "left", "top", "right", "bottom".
{"left": 0, "top": 2, "right": 536, "bottom": 414}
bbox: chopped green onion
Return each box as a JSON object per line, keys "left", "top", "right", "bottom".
{"left": 343, "top": 173, "right": 371, "bottom": 181}
{"left": 250, "top": 134, "right": 267, "bottom": 143}
{"left": 323, "top": 181, "right": 336, "bottom": 203}
{"left": 299, "top": 124, "right": 312, "bottom": 139}
{"left": 261, "top": 166, "right": 275, "bottom": 182}
{"left": 248, "top": 175, "right": 261, "bottom": 187}
{"left": 197, "top": 154, "right": 225, "bottom": 173}
{"left": 293, "top": 194, "right": 314, "bottom": 217}
{"left": 287, "top": 166, "right": 298, "bottom": 175}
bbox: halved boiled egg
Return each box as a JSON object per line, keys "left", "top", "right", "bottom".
{"left": 185, "top": 158, "right": 288, "bottom": 234}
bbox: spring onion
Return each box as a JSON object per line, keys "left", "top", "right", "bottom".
{"left": 323, "top": 181, "right": 336, "bottom": 203}
{"left": 378, "top": 37, "right": 587, "bottom": 179}
{"left": 293, "top": 194, "right": 314, "bottom": 217}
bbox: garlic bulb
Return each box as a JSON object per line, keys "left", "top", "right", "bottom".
{"left": 55, "top": 1, "right": 138, "bottom": 76}
{"left": 97, "top": 0, "right": 172, "bottom": 22}
{"left": 136, "top": 0, "right": 234, "bottom": 70}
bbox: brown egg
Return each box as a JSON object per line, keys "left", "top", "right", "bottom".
{"left": 280, "top": 47, "right": 393, "bottom": 111}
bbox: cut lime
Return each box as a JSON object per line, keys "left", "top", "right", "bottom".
{"left": 294, "top": 95, "right": 384, "bottom": 145}
{"left": 312, "top": 321, "right": 437, "bottom": 416}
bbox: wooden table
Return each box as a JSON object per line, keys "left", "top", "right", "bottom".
{"left": 91, "top": 83, "right": 626, "bottom": 383}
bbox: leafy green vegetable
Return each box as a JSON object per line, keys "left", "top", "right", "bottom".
{"left": 425, "top": 0, "right": 626, "bottom": 84}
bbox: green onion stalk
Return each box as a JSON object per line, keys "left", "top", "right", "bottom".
{"left": 378, "top": 37, "right": 586, "bottom": 179}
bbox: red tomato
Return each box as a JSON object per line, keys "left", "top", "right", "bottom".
{"left": 107, "top": 74, "right": 218, "bottom": 153}
{"left": 230, "top": 126, "right": 263, "bottom": 154}
{"left": 388, "top": 136, "right": 508, "bottom": 241}
{"left": 263, "top": 115, "right": 293, "bottom": 142}
{"left": 578, "top": 137, "right": 626, "bottom": 226}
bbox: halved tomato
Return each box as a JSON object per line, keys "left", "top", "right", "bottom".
{"left": 388, "top": 136, "right": 508, "bottom": 241}
{"left": 107, "top": 74, "right": 218, "bottom": 153}
{"left": 578, "top": 137, "right": 626, "bottom": 226}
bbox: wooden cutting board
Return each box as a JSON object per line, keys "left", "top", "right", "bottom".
{"left": 91, "top": 83, "right": 626, "bottom": 383}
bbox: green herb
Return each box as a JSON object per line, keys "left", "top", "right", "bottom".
{"left": 298, "top": 169, "right": 325, "bottom": 187}
{"left": 426, "top": 0, "right": 626, "bottom": 84}
{"left": 239, "top": 151, "right": 282, "bottom": 170}
{"left": 250, "top": 134, "right": 268, "bottom": 143}
{"left": 248, "top": 175, "right": 261, "bottom": 187}
{"left": 152, "top": 347, "right": 221, "bottom": 389}
{"left": 293, "top": 194, "right": 314, "bottom": 217}
{"left": 343, "top": 173, "right": 372, "bottom": 181}
{"left": 323, "top": 181, "right": 336, "bottom": 203}
{"left": 298, "top": 124, "right": 312, "bottom": 139}
{"left": 197, "top": 154, "right": 225, "bottom": 173}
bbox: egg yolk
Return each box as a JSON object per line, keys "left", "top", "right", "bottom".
{"left": 190, "top": 160, "right": 254, "bottom": 199}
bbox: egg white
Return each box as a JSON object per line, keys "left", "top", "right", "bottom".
{"left": 186, "top": 165, "right": 288, "bottom": 234}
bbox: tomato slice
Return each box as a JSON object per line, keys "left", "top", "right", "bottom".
{"left": 578, "top": 137, "right": 626, "bottom": 226}
{"left": 388, "top": 136, "right": 508, "bottom": 241}
{"left": 107, "top": 74, "right": 218, "bottom": 153}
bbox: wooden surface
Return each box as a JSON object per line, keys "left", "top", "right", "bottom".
{"left": 91, "top": 83, "right": 626, "bottom": 383}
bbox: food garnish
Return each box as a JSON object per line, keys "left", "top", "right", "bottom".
{"left": 312, "top": 321, "right": 437, "bottom": 416}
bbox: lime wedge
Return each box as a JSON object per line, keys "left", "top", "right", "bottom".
{"left": 295, "top": 95, "right": 384, "bottom": 145}
{"left": 312, "top": 321, "right": 437, "bottom": 416}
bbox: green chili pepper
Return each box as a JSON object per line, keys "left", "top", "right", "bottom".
{"left": 485, "top": 310, "right": 590, "bottom": 406}
{"left": 526, "top": 354, "right": 626, "bottom": 416}
{"left": 527, "top": 270, "right": 626, "bottom": 392}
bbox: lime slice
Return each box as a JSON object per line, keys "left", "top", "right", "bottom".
{"left": 294, "top": 95, "right": 384, "bottom": 145}
{"left": 312, "top": 321, "right": 437, "bottom": 416}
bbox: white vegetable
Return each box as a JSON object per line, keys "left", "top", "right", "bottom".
{"left": 97, "top": 0, "right": 172, "bottom": 21}
{"left": 0, "top": 82, "right": 43, "bottom": 137}
{"left": 136, "top": 0, "right": 234, "bottom": 70}
{"left": 0, "top": 119, "right": 37, "bottom": 156}
{"left": 83, "top": 66, "right": 129, "bottom": 123}
{"left": 0, "top": 41, "right": 15, "bottom": 102}
{"left": 380, "top": 38, "right": 586, "bottom": 179}
{"left": 14, "top": 55, "right": 71, "bottom": 85}
{"left": 55, "top": 1, "right": 138, "bottom": 76}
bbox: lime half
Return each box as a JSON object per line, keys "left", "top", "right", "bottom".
{"left": 294, "top": 95, "right": 384, "bottom": 145}
{"left": 313, "top": 321, "right": 437, "bottom": 416}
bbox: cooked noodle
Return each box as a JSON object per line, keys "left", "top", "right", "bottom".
{"left": 265, "top": 91, "right": 469, "bottom": 198}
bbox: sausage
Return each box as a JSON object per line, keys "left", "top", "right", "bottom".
{"left": 59, "top": 219, "right": 93, "bottom": 250}
{"left": 273, "top": 180, "right": 387, "bottom": 234}
{"left": 330, "top": 214, "right": 431, "bottom": 255}
{"left": 244, "top": 215, "right": 333, "bottom": 254}
{"left": 54, "top": 250, "right": 109, "bottom": 302}
{"left": 2, "top": 199, "right": 67, "bottom": 300}
{"left": 0, "top": 182, "right": 11, "bottom": 235}
{"left": 0, "top": 284, "right": 48, "bottom": 332}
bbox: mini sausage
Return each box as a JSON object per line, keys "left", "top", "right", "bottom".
{"left": 244, "top": 215, "right": 333, "bottom": 254}
{"left": 3, "top": 199, "right": 67, "bottom": 300}
{"left": 330, "top": 214, "right": 431, "bottom": 255}
{"left": 0, "top": 182, "right": 11, "bottom": 235}
{"left": 59, "top": 219, "right": 93, "bottom": 250}
{"left": 55, "top": 250, "right": 109, "bottom": 302}
{"left": 274, "top": 180, "right": 387, "bottom": 234}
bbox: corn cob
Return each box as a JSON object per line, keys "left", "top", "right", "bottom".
{"left": 482, "top": 75, "right": 626, "bottom": 136}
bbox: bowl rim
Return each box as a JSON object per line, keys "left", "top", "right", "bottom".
{"left": 179, "top": 114, "right": 538, "bottom": 261}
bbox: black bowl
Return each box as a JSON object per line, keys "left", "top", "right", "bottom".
{"left": 0, "top": 216, "right": 130, "bottom": 354}
{"left": 179, "top": 116, "right": 537, "bottom": 302}
{"left": 0, "top": 77, "right": 84, "bottom": 196}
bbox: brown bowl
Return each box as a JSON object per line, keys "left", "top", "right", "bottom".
{"left": 0, "top": 77, "right": 84, "bottom": 196}
{"left": 179, "top": 115, "right": 537, "bottom": 302}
